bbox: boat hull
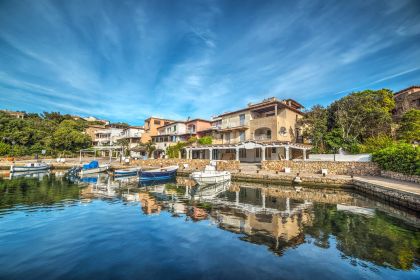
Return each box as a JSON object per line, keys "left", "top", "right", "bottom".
{"left": 139, "top": 166, "right": 178, "bottom": 181}
{"left": 114, "top": 168, "right": 140, "bottom": 177}
{"left": 80, "top": 166, "right": 108, "bottom": 176}
{"left": 10, "top": 165, "right": 50, "bottom": 173}
{"left": 190, "top": 172, "right": 231, "bottom": 186}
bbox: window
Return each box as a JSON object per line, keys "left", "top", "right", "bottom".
{"left": 239, "top": 149, "right": 246, "bottom": 158}
{"left": 239, "top": 114, "right": 245, "bottom": 126}
{"left": 154, "top": 120, "right": 161, "bottom": 125}
{"left": 173, "top": 125, "right": 177, "bottom": 131}
{"left": 240, "top": 131, "right": 245, "bottom": 141}
{"left": 256, "top": 148, "right": 260, "bottom": 158}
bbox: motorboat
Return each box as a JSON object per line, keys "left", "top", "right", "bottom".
{"left": 9, "top": 170, "right": 50, "bottom": 179}
{"left": 113, "top": 167, "right": 141, "bottom": 177}
{"left": 10, "top": 162, "right": 50, "bottom": 173}
{"left": 190, "top": 165, "right": 231, "bottom": 186}
{"left": 68, "top": 160, "right": 109, "bottom": 176}
{"left": 139, "top": 165, "right": 178, "bottom": 182}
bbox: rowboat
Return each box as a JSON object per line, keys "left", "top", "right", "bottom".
{"left": 113, "top": 167, "right": 141, "bottom": 177}
{"left": 10, "top": 162, "right": 50, "bottom": 173}
{"left": 190, "top": 165, "right": 231, "bottom": 186}
{"left": 139, "top": 165, "right": 178, "bottom": 182}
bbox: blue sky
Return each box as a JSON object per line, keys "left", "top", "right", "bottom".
{"left": 0, "top": 0, "right": 419, "bottom": 124}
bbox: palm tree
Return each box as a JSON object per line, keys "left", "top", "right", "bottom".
{"left": 133, "top": 141, "right": 156, "bottom": 158}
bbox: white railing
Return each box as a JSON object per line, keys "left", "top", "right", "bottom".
{"left": 308, "top": 154, "right": 372, "bottom": 162}
{"left": 253, "top": 135, "right": 271, "bottom": 141}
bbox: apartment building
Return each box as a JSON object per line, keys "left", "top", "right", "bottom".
{"left": 184, "top": 97, "right": 311, "bottom": 162}
{"left": 151, "top": 119, "right": 212, "bottom": 158}
{"left": 140, "top": 117, "right": 175, "bottom": 143}
{"left": 392, "top": 86, "right": 420, "bottom": 120}
{"left": 215, "top": 97, "right": 304, "bottom": 144}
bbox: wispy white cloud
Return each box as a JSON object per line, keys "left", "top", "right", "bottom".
{"left": 0, "top": 0, "right": 419, "bottom": 123}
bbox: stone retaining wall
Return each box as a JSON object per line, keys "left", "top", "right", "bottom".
{"left": 353, "top": 179, "right": 420, "bottom": 211}
{"left": 133, "top": 159, "right": 210, "bottom": 170}
{"left": 216, "top": 160, "right": 240, "bottom": 171}
{"left": 261, "top": 160, "right": 380, "bottom": 176}
{"left": 381, "top": 170, "right": 420, "bottom": 184}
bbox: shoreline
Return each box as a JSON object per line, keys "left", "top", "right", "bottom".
{"left": 1, "top": 160, "right": 418, "bottom": 211}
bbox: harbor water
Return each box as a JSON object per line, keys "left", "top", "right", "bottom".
{"left": 0, "top": 173, "right": 418, "bottom": 280}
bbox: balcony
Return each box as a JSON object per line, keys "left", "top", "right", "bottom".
{"left": 253, "top": 135, "right": 271, "bottom": 141}
{"left": 249, "top": 115, "right": 277, "bottom": 128}
{"left": 221, "top": 120, "right": 248, "bottom": 130}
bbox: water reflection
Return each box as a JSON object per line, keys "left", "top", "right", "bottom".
{"left": 0, "top": 173, "right": 419, "bottom": 273}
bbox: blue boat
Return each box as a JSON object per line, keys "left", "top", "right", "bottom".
{"left": 139, "top": 165, "right": 178, "bottom": 182}
{"left": 114, "top": 167, "right": 141, "bottom": 177}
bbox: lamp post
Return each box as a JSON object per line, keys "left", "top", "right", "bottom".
{"left": 11, "top": 140, "right": 16, "bottom": 161}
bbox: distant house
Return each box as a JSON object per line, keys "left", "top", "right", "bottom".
{"left": 393, "top": 86, "right": 420, "bottom": 120}
{"left": 140, "top": 117, "right": 175, "bottom": 144}
{"left": 82, "top": 116, "right": 110, "bottom": 125}
{"left": 1, "top": 110, "right": 25, "bottom": 119}
{"left": 151, "top": 119, "right": 212, "bottom": 158}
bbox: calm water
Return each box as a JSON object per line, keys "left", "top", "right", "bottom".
{"left": 0, "top": 172, "right": 419, "bottom": 280}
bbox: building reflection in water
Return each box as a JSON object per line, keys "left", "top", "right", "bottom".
{"left": 75, "top": 172, "right": 420, "bottom": 270}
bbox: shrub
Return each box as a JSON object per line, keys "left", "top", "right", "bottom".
{"left": 397, "top": 109, "right": 420, "bottom": 143}
{"left": 198, "top": 136, "right": 212, "bottom": 145}
{"left": 359, "top": 135, "right": 394, "bottom": 153}
{"left": 372, "top": 143, "right": 420, "bottom": 175}
{"left": 0, "top": 142, "right": 11, "bottom": 156}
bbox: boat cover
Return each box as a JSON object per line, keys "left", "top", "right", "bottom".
{"left": 83, "top": 160, "right": 99, "bottom": 170}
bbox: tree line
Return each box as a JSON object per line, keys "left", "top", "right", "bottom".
{"left": 299, "top": 89, "right": 419, "bottom": 175}
{"left": 0, "top": 111, "right": 91, "bottom": 157}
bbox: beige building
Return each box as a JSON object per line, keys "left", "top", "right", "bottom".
{"left": 393, "top": 86, "right": 420, "bottom": 120}
{"left": 215, "top": 97, "right": 304, "bottom": 144}
{"left": 184, "top": 97, "right": 311, "bottom": 162}
{"left": 140, "top": 117, "right": 175, "bottom": 143}
{"left": 0, "top": 110, "right": 25, "bottom": 119}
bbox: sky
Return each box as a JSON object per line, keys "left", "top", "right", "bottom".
{"left": 0, "top": 0, "right": 419, "bottom": 124}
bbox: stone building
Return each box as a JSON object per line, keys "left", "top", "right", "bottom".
{"left": 392, "top": 85, "right": 420, "bottom": 120}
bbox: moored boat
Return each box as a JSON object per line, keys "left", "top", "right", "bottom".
{"left": 139, "top": 165, "right": 178, "bottom": 182}
{"left": 74, "top": 160, "right": 109, "bottom": 176}
{"left": 190, "top": 165, "right": 231, "bottom": 186}
{"left": 10, "top": 162, "right": 50, "bottom": 173}
{"left": 113, "top": 167, "right": 141, "bottom": 177}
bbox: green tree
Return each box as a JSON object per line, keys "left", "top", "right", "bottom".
{"left": 299, "top": 105, "right": 328, "bottom": 153}
{"left": 116, "top": 138, "right": 130, "bottom": 156}
{"left": 137, "top": 141, "right": 156, "bottom": 158}
{"left": 397, "top": 109, "right": 420, "bottom": 143}
{"left": 49, "top": 120, "right": 91, "bottom": 153}
{"left": 198, "top": 136, "right": 213, "bottom": 145}
{"left": 359, "top": 135, "right": 394, "bottom": 153}
{"left": 329, "top": 89, "right": 395, "bottom": 143}
{"left": 166, "top": 142, "right": 188, "bottom": 158}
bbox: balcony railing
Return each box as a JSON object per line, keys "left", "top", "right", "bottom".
{"left": 222, "top": 120, "right": 248, "bottom": 129}
{"left": 253, "top": 135, "right": 271, "bottom": 141}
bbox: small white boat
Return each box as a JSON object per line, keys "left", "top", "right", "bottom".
{"left": 114, "top": 167, "right": 141, "bottom": 177}
{"left": 10, "top": 162, "right": 50, "bottom": 173}
{"left": 190, "top": 165, "right": 231, "bottom": 186}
